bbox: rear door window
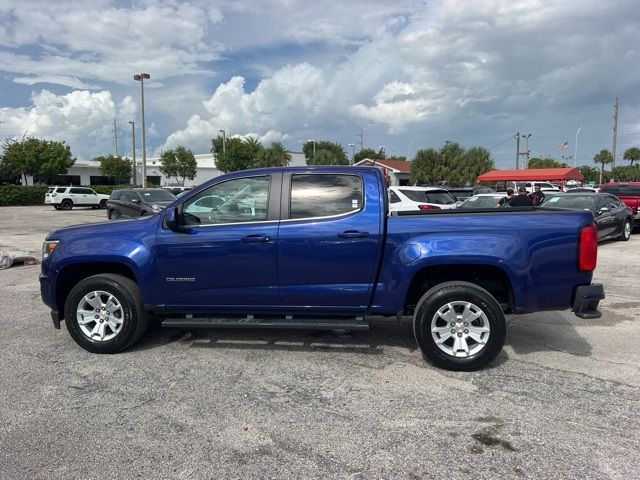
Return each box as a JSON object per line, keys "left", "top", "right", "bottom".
{"left": 70, "top": 188, "right": 84, "bottom": 194}
{"left": 290, "top": 174, "right": 363, "bottom": 219}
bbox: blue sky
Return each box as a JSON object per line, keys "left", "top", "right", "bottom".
{"left": 0, "top": 0, "right": 639, "bottom": 168}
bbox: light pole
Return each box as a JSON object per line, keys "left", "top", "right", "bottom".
{"left": 218, "top": 129, "right": 226, "bottom": 154}
{"left": 128, "top": 120, "right": 136, "bottom": 186}
{"left": 348, "top": 143, "right": 355, "bottom": 164}
{"left": 133, "top": 73, "right": 150, "bottom": 188}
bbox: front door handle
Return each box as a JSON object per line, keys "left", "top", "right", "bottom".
{"left": 241, "top": 234, "right": 271, "bottom": 243}
{"left": 338, "top": 230, "right": 369, "bottom": 239}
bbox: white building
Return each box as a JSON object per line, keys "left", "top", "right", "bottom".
{"left": 353, "top": 158, "right": 412, "bottom": 186}
{"left": 30, "top": 152, "right": 307, "bottom": 187}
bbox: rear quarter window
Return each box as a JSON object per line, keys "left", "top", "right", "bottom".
{"left": 55, "top": 187, "right": 68, "bottom": 193}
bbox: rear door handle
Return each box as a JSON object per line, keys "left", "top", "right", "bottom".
{"left": 241, "top": 234, "right": 271, "bottom": 243}
{"left": 338, "top": 230, "right": 369, "bottom": 239}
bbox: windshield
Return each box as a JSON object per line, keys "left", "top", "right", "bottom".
{"left": 400, "top": 189, "right": 456, "bottom": 205}
{"left": 137, "top": 189, "right": 176, "bottom": 202}
{"left": 542, "top": 195, "right": 595, "bottom": 210}
{"left": 460, "top": 196, "right": 503, "bottom": 209}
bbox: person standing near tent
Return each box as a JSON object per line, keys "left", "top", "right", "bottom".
{"left": 529, "top": 184, "right": 546, "bottom": 206}
{"left": 509, "top": 187, "right": 533, "bottom": 206}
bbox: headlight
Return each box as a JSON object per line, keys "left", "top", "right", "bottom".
{"left": 42, "top": 240, "right": 59, "bottom": 259}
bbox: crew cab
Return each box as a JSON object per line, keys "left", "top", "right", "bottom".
{"left": 40, "top": 167, "right": 604, "bottom": 370}
{"left": 45, "top": 186, "right": 109, "bottom": 210}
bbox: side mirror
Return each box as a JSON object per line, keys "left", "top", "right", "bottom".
{"left": 165, "top": 207, "right": 180, "bottom": 230}
{"left": 131, "top": 198, "right": 140, "bottom": 204}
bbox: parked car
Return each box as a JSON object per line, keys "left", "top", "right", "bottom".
{"left": 45, "top": 186, "right": 110, "bottom": 210}
{"left": 106, "top": 188, "right": 176, "bottom": 220}
{"left": 458, "top": 193, "right": 508, "bottom": 209}
{"left": 389, "top": 186, "right": 457, "bottom": 212}
{"left": 445, "top": 187, "right": 496, "bottom": 202}
{"left": 163, "top": 186, "right": 191, "bottom": 196}
{"left": 506, "top": 181, "right": 560, "bottom": 193}
{"left": 598, "top": 182, "right": 640, "bottom": 227}
{"left": 566, "top": 187, "right": 599, "bottom": 193}
{"left": 541, "top": 192, "right": 633, "bottom": 241}
{"left": 41, "top": 166, "right": 603, "bottom": 371}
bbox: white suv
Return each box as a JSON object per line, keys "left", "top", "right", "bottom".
{"left": 45, "top": 186, "right": 110, "bottom": 210}
{"left": 389, "top": 186, "right": 458, "bottom": 212}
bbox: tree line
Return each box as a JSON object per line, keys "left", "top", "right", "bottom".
{"left": 2, "top": 134, "right": 640, "bottom": 187}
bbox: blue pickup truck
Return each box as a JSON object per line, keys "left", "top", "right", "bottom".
{"left": 40, "top": 167, "right": 604, "bottom": 370}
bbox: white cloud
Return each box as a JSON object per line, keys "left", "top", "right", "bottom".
{"left": 0, "top": 1, "right": 223, "bottom": 87}
{"left": 0, "top": 89, "right": 137, "bottom": 160}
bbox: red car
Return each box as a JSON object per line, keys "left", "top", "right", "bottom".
{"left": 599, "top": 182, "right": 640, "bottom": 227}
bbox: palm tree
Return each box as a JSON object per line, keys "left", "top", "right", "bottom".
{"left": 593, "top": 149, "right": 613, "bottom": 184}
{"left": 243, "top": 136, "right": 263, "bottom": 162}
{"left": 623, "top": 147, "right": 640, "bottom": 167}
{"left": 269, "top": 141, "right": 292, "bottom": 166}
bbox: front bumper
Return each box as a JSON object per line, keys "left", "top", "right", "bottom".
{"left": 572, "top": 283, "right": 605, "bottom": 319}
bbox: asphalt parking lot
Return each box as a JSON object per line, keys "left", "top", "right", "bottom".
{"left": 0, "top": 206, "right": 639, "bottom": 479}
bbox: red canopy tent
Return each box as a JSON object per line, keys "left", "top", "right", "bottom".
{"left": 477, "top": 168, "right": 583, "bottom": 190}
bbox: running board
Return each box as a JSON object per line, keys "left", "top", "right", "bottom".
{"left": 161, "top": 315, "right": 369, "bottom": 331}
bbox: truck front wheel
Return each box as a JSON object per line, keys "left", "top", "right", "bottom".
{"left": 64, "top": 274, "right": 149, "bottom": 353}
{"left": 413, "top": 281, "right": 506, "bottom": 371}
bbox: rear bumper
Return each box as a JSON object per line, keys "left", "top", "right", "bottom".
{"left": 572, "top": 283, "right": 605, "bottom": 319}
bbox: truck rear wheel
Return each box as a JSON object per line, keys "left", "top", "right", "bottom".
{"left": 64, "top": 274, "right": 148, "bottom": 353}
{"left": 61, "top": 199, "right": 73, "bottom": 210}
{"left": 413, "top": 281, "right": 506, "bottom": 371}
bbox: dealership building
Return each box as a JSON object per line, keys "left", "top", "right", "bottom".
{"left": 31, "top": 152, "right": 308, "bottom": 187}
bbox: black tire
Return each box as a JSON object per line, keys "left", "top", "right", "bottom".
{"left": 61, "top": 199, "right": 73, "bottom": 210}
{"left": 108, "top": 209, "right": 120, "bottom": 220}
{"left": 53, "top": 205, "right": 62, "bottom": 210}
{"left": 620, "top": 219, "right": 632, "bottom": 241}
{"left": 413, "top": 281, "right": 506, "bottom": 371}
{"left": 91, "top": 205, "right": 98, "bottom": 209}
{"left": 99, "top": 199, "right": 107, "bottom": 209}
{"left": 140, "top": 211, "right": 148, "bottom": 217}
{"left": 64, "top": 274, "right": 148, "bottom": 353}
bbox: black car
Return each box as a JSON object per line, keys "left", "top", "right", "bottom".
{"left": 540, "top": 192, "right": 633, "bottom": 242}
{"left": 107, "top": 188, "right": 176, "bottom": 220}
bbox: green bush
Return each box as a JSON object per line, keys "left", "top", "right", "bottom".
{"left": 0, "top": 185, "right": 49, "bottom": 206}
{"left": 89, "top": 184, "right": 134, "bottom": 195}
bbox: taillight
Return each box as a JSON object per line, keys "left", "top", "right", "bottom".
{"left": 418, "top": 204, "right": 440, "bottom": 211}
{"left": 579, "top": 225, "right": 598, "bottom": 271}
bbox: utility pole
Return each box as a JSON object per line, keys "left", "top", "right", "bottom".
{"left": 113, "top": 118, "right": 119, "bottom": 157}
{"left": 514, "top": 132, "right": 520, "bottom": 169}
{"left": 612, "top": 97, "right": 619, "bottom": 169}
{"left": 128, "top": 120, "right": 136, "bottom": 186}
{"left": 359, "top": 128, "right": 364, "bottom": 151}
{"left": 522, "top": 133, "right": 532, "bottom": 169}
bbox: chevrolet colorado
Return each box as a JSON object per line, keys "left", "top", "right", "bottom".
{"left": 40, "top": 167, "right": 604, "bottom": 370}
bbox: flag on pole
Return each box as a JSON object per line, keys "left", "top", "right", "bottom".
{"left": 559, "top": 141, "right": 568, "bottom": 151}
